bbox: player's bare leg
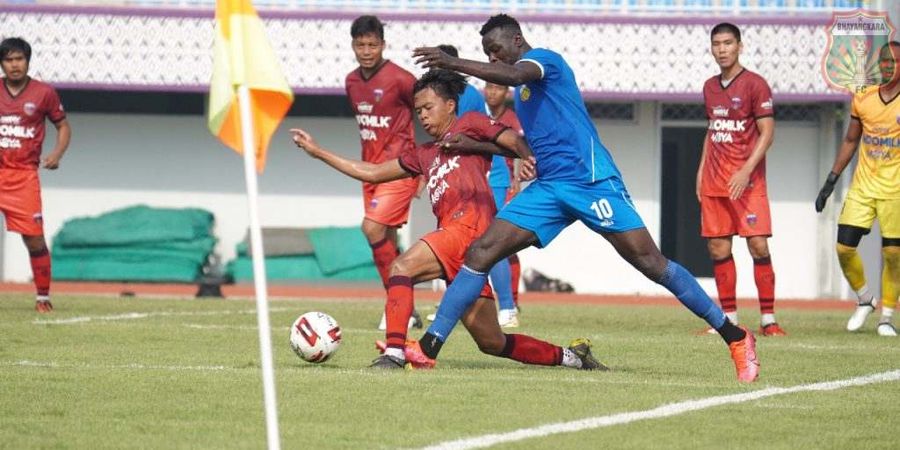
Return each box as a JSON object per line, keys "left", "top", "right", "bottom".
{"left": 707, "top": 236, "right": 738, "bottom": 325}
{"left": 460, "top": 297, "right": 607, "bottom": 370}
{"left": 603, "top": 227, "right": 758, "bottom": 382}
{"left": 371, "top": 241, "right": 443, "bottom": 369}
{"left": 23, "top": 234, "right": 52, "bottom": 313}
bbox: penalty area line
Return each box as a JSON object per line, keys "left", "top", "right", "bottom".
{"left": 420, "top": 369, "right": 900, "bottom": 450}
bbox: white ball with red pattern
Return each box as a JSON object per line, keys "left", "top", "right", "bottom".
{"left": 290, "top": 312, "right": 342, "bottom": 363}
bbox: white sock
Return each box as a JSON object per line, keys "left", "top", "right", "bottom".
{"left": 760, "top": 313, "right": 776, "bottom": 327}
{"left": 856, "top": 286, "right": 875, "bottom": 306}
{"left": 36, "top": 295, "right": 50, "bottom": 302}
{"left": 561, "top": 348, "right": 582, "bottom": 368}
{"left": 881, "top": 307, "right": 894, "bottom": 323}
{"left": 725, "top": 311, "right": 739, "bottom": 324}
{"left": 384, "top": 347, "right": 405, "bottom": 360}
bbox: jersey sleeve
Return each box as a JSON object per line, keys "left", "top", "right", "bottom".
{"left": 458, "top": 112, "right": 509, "bottom": 142}
{"left": 518, "top": 48, "right": 559, "bottom": 81}
{"left": 397, "top": 146, "right": 423, "bottom": 176}
{"left": 751, "top": 76, "right": 774, "bottom": 119}
{"left": 44, "top": 87, "right": 66, "bottom": 123}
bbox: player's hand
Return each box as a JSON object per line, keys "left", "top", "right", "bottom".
{"left": 41, "top": 151, "right": 63, "bottom": 170}
{"left": 815, "top": 172, "right": 840, "bottom": 213}
{"left": 727, "top": 168, "right": 751, "bottom": 200}
{"left": 413, "top": 47, "right": 453, "bottom": 70}
{"left": 519, "top": 156, "right": 537, "bottom": 181}
{"left": 289, "top": 128, "right": 321, "bottom": 157}
{"left": 439, "top": 133, "right": 478, "bottom": 152}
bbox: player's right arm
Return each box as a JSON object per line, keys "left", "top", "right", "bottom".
{"left": 696, "top": 130, "right": 710, "bottom": 203}
{"left": 412, "top": 47, "right": 542, "bottom": 86}
{"left": 290, "top": 128, "right": 411, "bottom": 184}
{"left": 815, "top": 116, "right": 862, "bottom": 212}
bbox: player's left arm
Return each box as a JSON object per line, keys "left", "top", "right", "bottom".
{"left": 412, "top": 47, "right": 542, "bottom": 86}
{"left": 728, "top": 116, "right": 773, "bottom": 199}
{"left": 42, "top": 118, "right": 71, "bottom": 170}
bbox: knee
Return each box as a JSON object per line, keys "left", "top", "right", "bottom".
{"left": 706, "top": 240, "right": 731, "bottom": 260}
{"left": 464, "top": 239, "right": 494, "bottom": 272}
{"left": 22, "top": 235, "right": 47, "bottom": 254}
{"left": 836, "top": 242, "right": 857, "bottom": 258}
{"left": 361, "top": 220, "right": 386, "bottom": 241}
{"left": 474, "top": 333, "right": 506, "bottom": 356}
{"left": 748, "top": 240, "right": 770, "bottom": 260}
{"left": 388, "top": 256, "right": 411, "bottom": 278}
{"left": 632, "top": 249, "right": 668, "bottom": 281}
{"left": 883, "top": 245, "right": 900, "bottom": 266}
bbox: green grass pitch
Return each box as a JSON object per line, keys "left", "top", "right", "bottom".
{"left": 1, "top": 293, "right": 898, "bottom": 449}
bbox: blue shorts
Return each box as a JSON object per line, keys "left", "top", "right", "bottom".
{"left": 496, "top": 177, "right": 645, "bottom": 248}
{"left": 492, "top": 186, "right": 508, "bottom": 212}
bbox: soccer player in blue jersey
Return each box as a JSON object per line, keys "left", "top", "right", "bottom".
{"left": 433, "top": 44, "right": 518, "bottom": 327}
{"left": 409, "top": 14, "right": 759, "bottom": 382}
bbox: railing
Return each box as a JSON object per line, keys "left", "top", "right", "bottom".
{"left": 1, "top": 0, "right": 877, "bottom": 15}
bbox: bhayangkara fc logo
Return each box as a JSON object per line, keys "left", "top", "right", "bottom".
{"left": 822, "top": 10, "right": 895, "bottom": 93}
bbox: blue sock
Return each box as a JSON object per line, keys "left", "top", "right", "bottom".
{"left": 427, "top": 265, "right": 488, "bottom": 342}
{"left": 658, "top": 260, "right": 726, "bottom": 329}
{"left": 488, "top": 258, "right": 515, "bottom": 311}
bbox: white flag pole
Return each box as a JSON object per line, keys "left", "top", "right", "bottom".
{"left": 236, "top": 84, "right": 281, "bottom": 450}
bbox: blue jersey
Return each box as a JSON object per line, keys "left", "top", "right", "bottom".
{"left": 457, "top": 84, "right": 488, "bottom": 116}
{"left": 514, "top": 48, "right": 621, "bottom": 183}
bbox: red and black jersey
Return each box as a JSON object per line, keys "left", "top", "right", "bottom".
{"left": 0, "top": 78, "right": 65, "bottom": 170}
{"left": 398, "top": 112, "right": 507, "bottom": 229}
{"left": 702, "top": 69, "right": 774, "bottom": 197}
{"left": 345, "top": 61, "right": 416, "bottom": 164}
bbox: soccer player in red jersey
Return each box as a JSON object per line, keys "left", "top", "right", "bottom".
{"left": 292, "top": 70, "right": 604, "bottom": 370}
{"left": 345, "top": 16, "right": 422, "bottom": 327}
{"left": 0, "top": 38, "right": 71, "bottom": 313}
{"left": 483, "top": 81, "right": 523, "bottom": 325}
{"left": 698, "top": 24, "right": 782, "bottom": 336}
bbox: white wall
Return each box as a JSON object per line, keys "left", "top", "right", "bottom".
{"left": 3, "top": 107, "right": 829, "bottom": 299}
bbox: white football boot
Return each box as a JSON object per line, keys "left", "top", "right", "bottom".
{"left": 877, "top": 321, "right": 898, "bottom": 337}
{"left": 847, "top": 300, "right": 877, "bottom": 331}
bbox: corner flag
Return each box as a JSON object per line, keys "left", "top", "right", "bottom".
{"left": 208, "top": 0, "right": 293, "bottom": 172}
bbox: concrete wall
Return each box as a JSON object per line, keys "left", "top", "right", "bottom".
{"left": 2, "top": 106, "right": 834, "bottom": 299}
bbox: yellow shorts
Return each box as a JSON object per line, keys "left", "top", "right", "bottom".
{"left": 838, "top": 192, "right": 900, "bottom": 238}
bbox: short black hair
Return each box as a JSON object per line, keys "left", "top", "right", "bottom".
{"left": 437, "top": 44, "right": 458, "bottom": 58}
{"left": 710, "top": 23, "right": 741, "bottom": 42}
{"left": 480, "top": 14, "right": 521, "bottom": 37}
{"left": 880, "top": 40, "right": 900, "bottom": 52}
{"left": 413, "top": 70, "right": 468, "bottom": 111}
{"left": 0, "top": 37, "right": 31, "bottom": 62}
{"left": 351, "top": 15, "right": 384, "bottom": 40}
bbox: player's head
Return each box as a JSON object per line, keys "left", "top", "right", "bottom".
{"left": 413, "top": 69, "right": 468, "bottom": 137}
{"left": 0, "top": 37, "right": 31, "bottom": 82}
{"left": 350, "top": 15, "right": 385, "bottom": 70}
{"left": 483, "top": 82, "right": 511, "bottom": 109}
{"left": 878, "top": 41, "right": 900, "bottom": 84}
{"left": 710, "top": 23, "right": 742, "bottom": 71}
{"left": 437, "top": 44, "right": 459, "bottom": 58}
{"left": 480, "top": 14, "right": 526, "bottom": 65}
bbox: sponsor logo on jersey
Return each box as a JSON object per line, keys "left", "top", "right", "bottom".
{"left": 427, "top": 155, "right": 461, "bottom": 204}
{"left": 519, "top": 86, "right": 531, "bottom": 102}
{"left": 760, "top": 98, "right": 773, "bottom": 110}
{"left": 862, "top": 133, "right": 900, "bottom": 148}
{"left": 374, "top": 89, "right": 384, "bottom": 103}
{"left": 356, "top": 102, "right": 374, "bottom": 114}
{"left": 708, "top": 119, "right": 747, "bottom": 143}
{"left": 0, "top": 115, "right": 37, "bottom": 149}
{"left": 23, "top": 102, "right": 36, "bottom": 116}
{"left": 712, "top": 106, "right": 730, "bottom": 117}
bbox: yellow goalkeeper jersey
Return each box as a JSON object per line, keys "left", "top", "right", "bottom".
{"left": 849, "top": 85, "right": 900, "bottom": 199}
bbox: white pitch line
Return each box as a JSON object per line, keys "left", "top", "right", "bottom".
{"left": 32, "top": 307, "right": 291, "bottom": 325}
{"left": 4, "top": 360, "right": 231, "bottom": 372}
{"left": 421, "top": 369, "right": 900, "bottom": 450}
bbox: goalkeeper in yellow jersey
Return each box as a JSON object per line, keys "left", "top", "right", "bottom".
{"left": 816, "top": 41, "right": 900, "bottom": 337}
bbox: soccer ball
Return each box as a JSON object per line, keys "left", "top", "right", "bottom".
{"left": 289, "top": 312, "right": 342, "bottom": 363}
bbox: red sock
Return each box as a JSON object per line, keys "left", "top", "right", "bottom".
{"left": 754, "top": 256, "right": 775, "bottom": 314}
{"left": 509, "top": 254, "right": 520, "bottom": 307}
{"left": 498, "top": 334, "right": 562, "bottom": 366}
{"left": 30, "top": 248, "right": 51, "bottom": 297}
{"left": 370, "top": 238, "right": 399, "bottom": 289}
{"left": 713, "top": 255, "right": 737, "bottom": 313}
{"left": 385, "top": 276, "right": 414, "bottom": 349}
